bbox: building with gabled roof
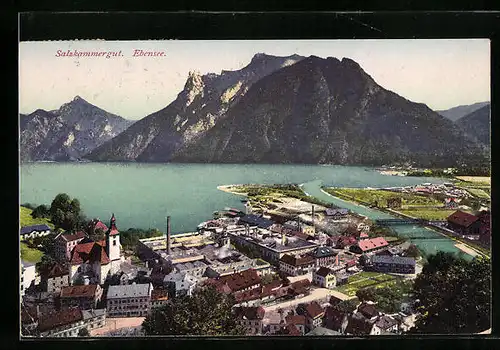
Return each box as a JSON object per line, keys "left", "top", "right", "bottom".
{"left": 68, "top": 214, "right": 122, "bottom": 285}
{"left": 350, "top": 237, "right": 389, "bottom": 254}
{"left": 307, "top": 246, "right": 337, "bottom": 267}
{"left": 20, "top": 224, "right": 51, "bottom": 241}
{"left": 302, "top": 301, "right": 325, "bottom": 331}
{"left": 55, "top": 231, "right": 86, "bottom": 261}
{"left": 447, "top": 210, "right": 480, "bottom": 235}
{"left": 38, "top": 307, "right": 106, "bottom": 337}
{"left": 233, "top": 306, "right": 265, "bottom": 335}
{"left": 59, "top": 284, "right": 103, "bottom": 310}
{"left": 40, "top": 263, "right": 70, "bottom": 293}
{"left": 370, "top": 255, "right": 416, "bottom": 274}
{"left": 312, "top": 266, "right": 337, "bottom": 289}
{"left": 279, "top": 254, "right": 316, "bottom": 276}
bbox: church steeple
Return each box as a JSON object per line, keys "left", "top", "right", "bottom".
{"left": 106, "top": 213, "right": 121, "bottom": 263}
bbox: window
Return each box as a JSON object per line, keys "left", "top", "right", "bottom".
{"left": 113, "top": 240, "right": 117, "bottom": 246}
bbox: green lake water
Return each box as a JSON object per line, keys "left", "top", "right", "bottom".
{"left": 20, "top": 163, "right": 468, "bottom": 257}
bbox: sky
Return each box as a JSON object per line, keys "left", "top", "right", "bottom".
{"left": 19, "top": 39, "right": 490, "bottom": 120}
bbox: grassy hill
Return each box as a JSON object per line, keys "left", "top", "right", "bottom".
{"left": 20, "top": 206, "right": 55, "bottom": 229}
{"left": 20, "top": 241, "right": 44, "bottom": 263}
{"left": 19, "top": 206, "right": 53, "bottom": 264}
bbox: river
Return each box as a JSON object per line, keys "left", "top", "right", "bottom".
{"left": 20, "top": 162, "right": 467, "bottom": 257}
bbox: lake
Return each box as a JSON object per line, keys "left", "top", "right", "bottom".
{"left": 20, "top": 162, "right": 466, "bottom": 257}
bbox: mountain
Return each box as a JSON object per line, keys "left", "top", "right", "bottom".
{"left": 437, "top": 101, "right": 490, "bottom": 122}
{"left": 20, "top": 96, "right": 134, "bottom": 161}
{"left": 455, "top": 104, "right": 490, "bottom": 148}
{"left": 170, "top": 56, "right": 487, "bottom": 167}
{"left": 86, "top": 53, "right": 305, "bottom": 162}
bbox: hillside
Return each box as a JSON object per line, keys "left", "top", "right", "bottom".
{"left": 20, "top": 206, "right": 55, "bottom": 229}
{"left": 455, "top": 104, "right": 490, "bottom": 148}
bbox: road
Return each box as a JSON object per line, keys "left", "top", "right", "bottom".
{"left": 262, "top": 287, "right": 353, "bottom": 313}
{"left": 89, "top": 317, "right": 145, "bottom": 336}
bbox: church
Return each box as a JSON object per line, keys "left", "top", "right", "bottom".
{"left": 68, "top": 214, "right": 123, "bottom": 285}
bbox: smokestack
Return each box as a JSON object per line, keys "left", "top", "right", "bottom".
{"left": 312, "top": 205, "right": 316, "bottom": 234}
{"left": 166, "top": 216, "right": 171, "bottom": 255}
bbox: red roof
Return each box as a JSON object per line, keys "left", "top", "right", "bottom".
{"left": 60, "top": 284, "right": 99, "bottom": 298}
{"left": 447, "top": 210, "right": 479, "bottom": 228}
{"left": 285, "top": 314, "right": 306, "bottom": 326}
{"left": 234, "top": 306, "right": 265, "bottom": 320}
{"left": 95, "top": 221, "right": 109, "bottom": 232}
{"left": 283, "top": 324, "right": 301, "bottom": 336}
{"left": 38, "top": 308, "right": 83, "bottom": 332}
{"left": 336, "top": 235, "right": 358, "bottom": 247}
{"left": 315, "top": 266, "right": 333, "bottom": 277}
{"left": 61, "top": 231, "right": 86, "bottom": 242}
{"left": 70, "top": 239, "right": 109, "bottom": 265}
{"left": 357, "top": 237, "right": 389, "bottom": 252}
{"left": 215, "top": 269, "right": 261, "bottom": 293}
{"left": 280, "top": 254, "right": 315, "bottom": 267}
{"left": 45, "top": 263, "right": 69, "bottom": 278}
{"left": 304, "top": 301, "right": 325, "bottom": 319}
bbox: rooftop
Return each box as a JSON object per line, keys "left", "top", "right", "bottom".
{"left": 447, "top": 210, "right": 479, "bottom": 228}
{"left": 306, "top": 327, "right": 342, "bottom": 336}
{"left": 357, "top": 237, "right": 389, "bottom": 252}
{"left": 233, "top": 306, "right": 265, "bottom": 320}
{"left": 106, "top": 283, "right": 151, "bottom": 299}
{"left": 20, "top": 224, "right": 51, "bottom": 235}
{"left": 38, "top": 308, "right": 83, "bottom": 332}
{"left": 371, "top": 255, "right": 416, "bottom": 266}
{"left": 60, "top": 284, "right": 99, "bottom": 298}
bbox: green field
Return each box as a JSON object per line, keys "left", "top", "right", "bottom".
{"left": 20, "top": 241, "right": 44, "bottom": 263}
{"left": 20, "top": 206, "right": 55, "bottom": 229}
{"left": 336, "top": 272, "right": 398, "bottom": 297}
{"left": 398, "top": 208, "right": 459, "bottom": 220}
{"left": 325, "top": 188, "right": 441, "bottom": 207}
{"left": 465, "top": 188, "right": 490, "bottom": 200}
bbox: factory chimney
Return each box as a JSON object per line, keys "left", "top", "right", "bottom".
{"left": 281, "top": 232, "right": 286, "bottom": 246}
{"left": 166, "top": 216, "right": 171, "bottom": 255}
{"left": 312, "top": 205, "right": 316, "bottom": 234}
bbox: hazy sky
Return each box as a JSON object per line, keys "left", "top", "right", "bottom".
{"left": 19, "top": 39, "right": 490, "bottom": 120}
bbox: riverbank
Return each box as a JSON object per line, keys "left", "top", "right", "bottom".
{"left": 217, "top": 185, "right": 248, "bottom": 196}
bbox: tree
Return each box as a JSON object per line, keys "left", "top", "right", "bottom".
{"left": 31, "top": 204, "right": 50, "bottom": 219}
{"left": 36, "top": 254, "right": 56, "bottom": 274}
{"left": 78, "top": 328, "right": 90, "bottom": 337}
{"left": 356, "top": 288, "right": 376, "bottom": 302}
{"left": 142, "top": 286, "right": 246, "bottom": 336}
{"left": 410, "top": 252, "right": 490, "bottom": 334}
{"left": 332, "top": 299, "right": 358, "bottom": 314}
{"left": 89, "top": 227, "right": 106, "bottom": 242}
{"left": 50, "top": 194, "right": 83, "bottom": 231}
{"left": 405, "top": 244, "right": 421, "bottom": 258}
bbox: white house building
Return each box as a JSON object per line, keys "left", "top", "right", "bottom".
{"left": 312, "top": 266, "right": 337, "bottom": 289}
{"left": 106, "top": 283, "right": 153, "bottom": 317}
{"left": 20, "top": 224, "right": 51, "bottom": 241}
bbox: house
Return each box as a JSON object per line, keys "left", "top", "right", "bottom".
{"left": 238, "top": 214, "right": 274, "bottom": 229}
{"left": 54, "top": 231, "right": 86, "bottom": 262}
{"left": 20, "top": 224, "right": 51, "bottom": 241}
{"left": 106, "top": 283, "right": 153, "bottom": 317}
{"left": 444, "top": 197, "right": 459, "bottom": 209}
{"left": 279, "top": 254, "right": 316, "bottom": 276}
{"left": 163, "top": 272, "right": 198, "bottom": 297}
{"left": 285, "top": 314, "right": 306, "bottom": 335}
{"left": 446, "top": 210, "right": 480, "bottom": 236}
{"left": 283, "top": 221, "right": 315, "bottom": 235}
{"left": 357, "top": 302, "right": 380, "bottom": 320}
{"left": 350, "top": 237, "right": 389, "bottom": 254}
{"left": 38, "top": 307, "right": 106, "bottom": 337}
{"left": 344, "top": 312, "right": 377, "bottom": 336}
{"left": 288, "top": 279, "right": 311, "bottom": 298}
{"left": 150, "top": 289, "right": 169, "bottom": 312}
{"left": 233, "top": 306, "right": 266, "bottom": 335}
{"left": 312, "top": 267, "right": 337, "bottom": 289}
{"left": 41, "top": 263, "right": 70, "bottom": 294}
{"left": 307, "top": 246, "right": 337, "bottom": 267}
{"left": 375, "top": 315, "right": 399, "bottom": 334}
{"left": 302, "top": 301, "right": 325, "bottom": 331}
{"left": 370, "top": 255, "right": 416, "bottom": 274}
{"left": 325, "top": 208, "right": 349, "bottom": 220}
{"left": 21, "top": 260, "right": 37, "bottom": 296}
{"left": 69, "top": 214, "right": 123, "bottom": 285}
{"left": 386, "top": 197, "right": 402, "bottom": 209}
{"left": 59, "top": 284, "right": 103, "bottom": 310}
{"left": 323, "top": 307, "right": 349, "bottom": 334}
{"left": 335, "top": 236, "right": 358, "bottom": 249}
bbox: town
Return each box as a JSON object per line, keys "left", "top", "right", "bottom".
{"left": 20, "top": 180, "right": 491, "bottom": 337}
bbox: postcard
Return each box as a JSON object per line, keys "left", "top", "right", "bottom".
{"left": 19, "top": 39, "right": 491, "bottom": 337}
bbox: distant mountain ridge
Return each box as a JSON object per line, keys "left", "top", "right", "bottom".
{"left": 170, "top": 55, "right": 487, "bottom": 167}
{"left": 86, "top": 53, "right": 305, "bottom": 162}
{"left": 454, "top": 104, "right": 490, "bottom": 148}
{"left": 437, "top": 101, "right": 490, "bottom": 122}
{"left": 20, "top": 96, "right": 134, "bottom": 161}
{"left": 21, "top": 54, "right": 489, "bottom": 168}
